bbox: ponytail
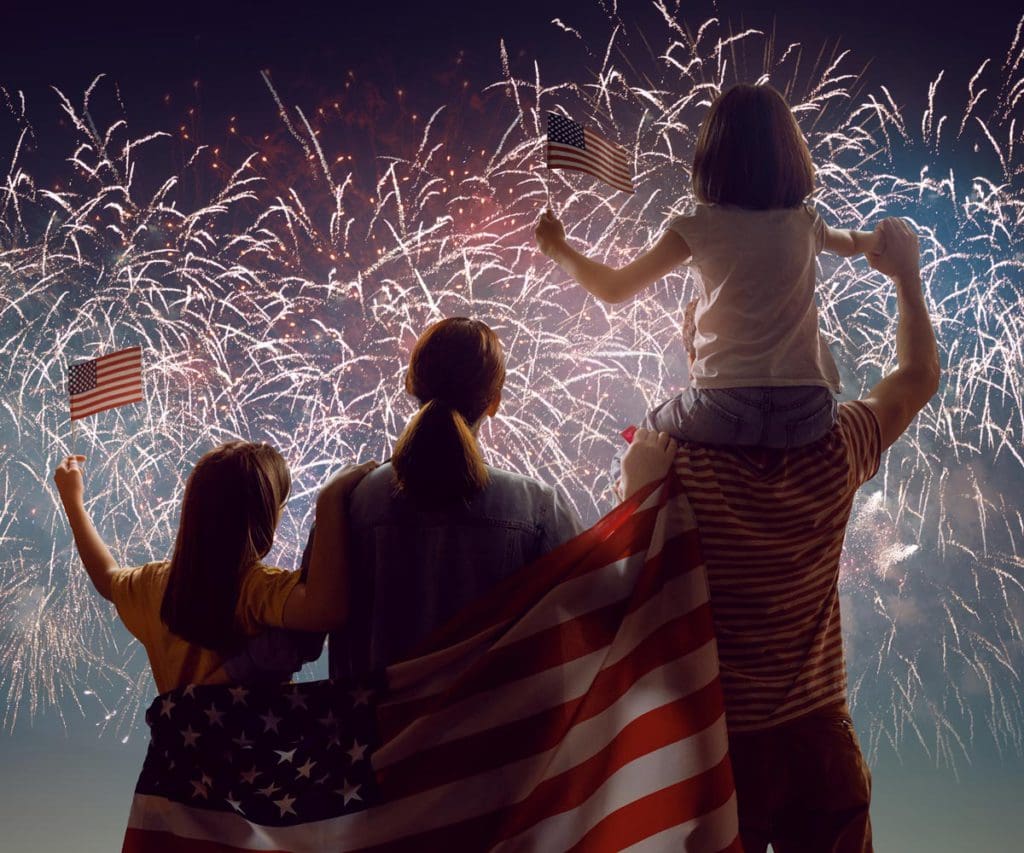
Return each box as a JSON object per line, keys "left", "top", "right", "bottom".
{"left": 392, "top": 400, "right": 488, "bottom": 503}
{"left": 392, "top": 318, "right": 505, "bottom": 504}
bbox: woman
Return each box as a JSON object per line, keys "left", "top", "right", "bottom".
{"left": 226, "top": 316, "right": 676, "bottom": 680}
{"left": 331, "top": 317, "right": 584, "bottom": 676}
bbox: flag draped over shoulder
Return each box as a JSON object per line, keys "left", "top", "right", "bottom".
{"left": 123, "top": 478, "right": 741, "bottom": 853}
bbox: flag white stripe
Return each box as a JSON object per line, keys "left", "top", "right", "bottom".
{"left": 370, "top": 683, "right": 727, "bottom": 845}
{"left": 379, "top": 631, "right": 718, "bottom": 783}
{"left": 376, "top": 644, "right": 609, "bottom": 768}
{"left": 548, "top": 140, "right": 632, "bottom": 180}
{"left": 96, "top": 350, "right": 142, "bottom": 369}
{"left": 70, "top": 375, "right": 143, "bottom": 406}
{"left": 618, "top": 793, "right": 740, "bottom": 853}
{"left": 94, "top": 362, "right": 142, "bottom": 383}
{"left": 532, "top": 640, "right": 720, "bottom": 781}
{"left": 71, "top": 396, "right": 143, "bottom": 418}
{"left": 491, "top": 720, "right": 729, "bottom": 853}
{"left": 583, "top": 127, "right": 629, "bottom": 156}
{"left": 71, "top": 395, "right": 144, "bottom": 419}
{"left": 546, "top": 146, "right": 632, "bottom": 181}
{"left": 546, "top": 156, "right": 634, "bottom": 192}
{"left": 548, "top": 146, "right": 634, "bottom": 183}
{"left": 386, "top": 487, "right": 684, "bottom": 702}
{"left": 581, "top": 131, "right": 632, "bottom": 172}
{"left": 376, "top": 564, "right": 710, "bottom": 768}
{"left": 69, "top": 387, "right": 143, "bottom": 411}
{"left": 127, "top": 695, "right": 726, "bottom": 852}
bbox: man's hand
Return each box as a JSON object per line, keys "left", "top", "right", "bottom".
{"left": 621, "top": 429, "right": 678, "bottom": 500}
{"left": 861, "top": 216, "right": 940, "bottom": 450}
{"left": 54, "top": 455, "right": 87, "bottom": 506}
{"left": 866, "top": 217, "right": 919, "bottom": 282}
{"left": 534, "top": 209, "right": 567, "bottom": 259}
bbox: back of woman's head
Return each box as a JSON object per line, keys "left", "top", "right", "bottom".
{"left": 161, "top": 440, "right": 290, "bottom": 652}
{"left": 692, "top": 83, "right": 815, "bottom": 210}
{"left": 392, "top": 317, "right": 506, "bottom": 504}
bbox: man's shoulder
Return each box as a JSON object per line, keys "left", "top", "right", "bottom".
{"left": 674, "top": 401, "right": 880, "bottom": 481}
{"left": 837, "top": 399, "right": 881, "bottom": 437}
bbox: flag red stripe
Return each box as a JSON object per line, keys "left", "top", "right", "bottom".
{"left": 97, "top": 345, "right": 142, "bottom": 362}
{"left": 96, "top": 354, "right": 144, "bottom": 374}
{"left": 122, "top": 827, "right": 255, "bottom": 853}
{"left": 582, "top": 127, "right": 629, "bottom": 157}
{"left": 545, "top": 149, "right": 633, "bottom": 186}
{"left": 563, "top": 757, "right": 737, "bottom": 853}
{"left": 93, "top": 364, "right": 142, "bottom": 386}
{"left": 547, "top": 140, "right": 632, "bottom": 181}
{"left": 352, "top": 702, "right": 729, "bottom": 853}
{"left": 71, "top": 388, "right": 144, "bottom": 416}
{"left": 579, "top": 132, "right": 632, "bottom": 175}
{"left": 380, "top": 528, "right": 704, "bottom": 737}
{"left": 70, "top": 374, "right": 143, "bottom": 406}
{"left": 545, "top": 159, "right": 634, "bottom": 193}
{"left": 410, "top": 484, "right": 663, "bottom": 654}
{"left": 71, "top": 393, "right": 144, "bottom": 421}
{"left": 379, "top": 661, "right": 722, "bottom": 804}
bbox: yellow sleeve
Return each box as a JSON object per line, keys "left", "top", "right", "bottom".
{"left": 109, "top": 562, "right": 167, "bottom": 644}
{"left": 235, "top": 564, "right": 304, "bottom": 633}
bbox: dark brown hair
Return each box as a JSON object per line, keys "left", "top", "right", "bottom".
{"left": 392, "top": 317, "right": 506, "bottom": 504}
{"left": 160, "top": 440, "right": 290, "bottom": 652}
{"left": 691, "top": 83, "right": 815, "bottom": 210}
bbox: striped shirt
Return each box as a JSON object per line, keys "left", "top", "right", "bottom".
{"left": 673, "top": 401, "right": 882, "bottom": 732}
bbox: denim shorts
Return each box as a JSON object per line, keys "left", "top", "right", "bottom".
{"left": 645, "top": 385, "right": 837, "bottom": 449}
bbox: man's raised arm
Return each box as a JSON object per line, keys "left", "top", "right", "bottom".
{"left": 861, "top": 217, "right": 941, "bottom": 450}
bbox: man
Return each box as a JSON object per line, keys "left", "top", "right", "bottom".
{"left": 665, "top": 217, "right": 938, "bottom": 851}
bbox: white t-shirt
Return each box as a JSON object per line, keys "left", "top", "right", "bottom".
{"left": 668, "top": 203, "right": 841, "bottom": 392}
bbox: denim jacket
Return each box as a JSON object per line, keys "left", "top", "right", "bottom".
{"left": 330, "top": 463, "right": 583, "bottom": 678}
{"left": 224, "top": 463, "right": 582, "bottom": 683}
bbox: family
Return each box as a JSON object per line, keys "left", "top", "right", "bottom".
{"left": 54, "top": 84, "right": 939, "bottom": 851}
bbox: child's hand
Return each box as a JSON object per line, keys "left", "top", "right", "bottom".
{"left": 866, "top": 223, "right": 887, "bottom": 259}
{"left": 620, "top": 429, "right": 678, "bottom": 500}
{"left": 54, "top": 455, "right": 87, "bottom": 506}
{"left": 316, "top": 460, "right": 379, "bottom": 509}
{"left": 866, "top": 218, "right": 919, "bottom": 282}
{"left": 534, "top": 209, "right": 567, "bottom": 259}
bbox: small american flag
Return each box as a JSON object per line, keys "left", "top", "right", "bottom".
{"left": 67, "top": 346, "right": 143, "bottom": 421}
{"left": 546, "top": 113, "right": 635, "bottom": 194}
{"left": 123, "top": 478, "right": 739, "bottom": 852}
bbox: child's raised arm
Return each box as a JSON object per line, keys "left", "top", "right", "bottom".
{"left": 54, "top": 455, "right": 120, "bottom": 601}
{"left": 823, "top": 224, "right": 885, "bottom": 258}
{"left": 535, "top": 209, "right": 691, "bottom": 304}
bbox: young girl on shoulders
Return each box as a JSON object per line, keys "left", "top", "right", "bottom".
{"left": 536, "top": 83, "right": 883, "bottom": 450}
{"left": 54, "top": 441, "right": 374, "bottom": 694}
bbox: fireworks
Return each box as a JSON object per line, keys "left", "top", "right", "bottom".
{"left": 1, "top": 7, "right": 1022, "bottom": 765}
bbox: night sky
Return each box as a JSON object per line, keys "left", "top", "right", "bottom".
{"left": 2, "top": 0, "right": 1022, "bottom": 850}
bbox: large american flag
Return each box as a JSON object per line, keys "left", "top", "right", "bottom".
{"left": 67, "top": 346, "right": 143, "bottom": 421}
{"left": 122, "top": 478, "right": 740, "bottom": 852}
{"left": 546, "top": 113, "right": 635, "bottom": 194}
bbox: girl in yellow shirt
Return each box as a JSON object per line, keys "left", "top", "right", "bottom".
{"left": 53, "top": 440, "right": 374, "bottom": 694}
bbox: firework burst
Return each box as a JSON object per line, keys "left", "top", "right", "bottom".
{"left": 1, "top": 6, "right": 1021, "bottom": 764}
